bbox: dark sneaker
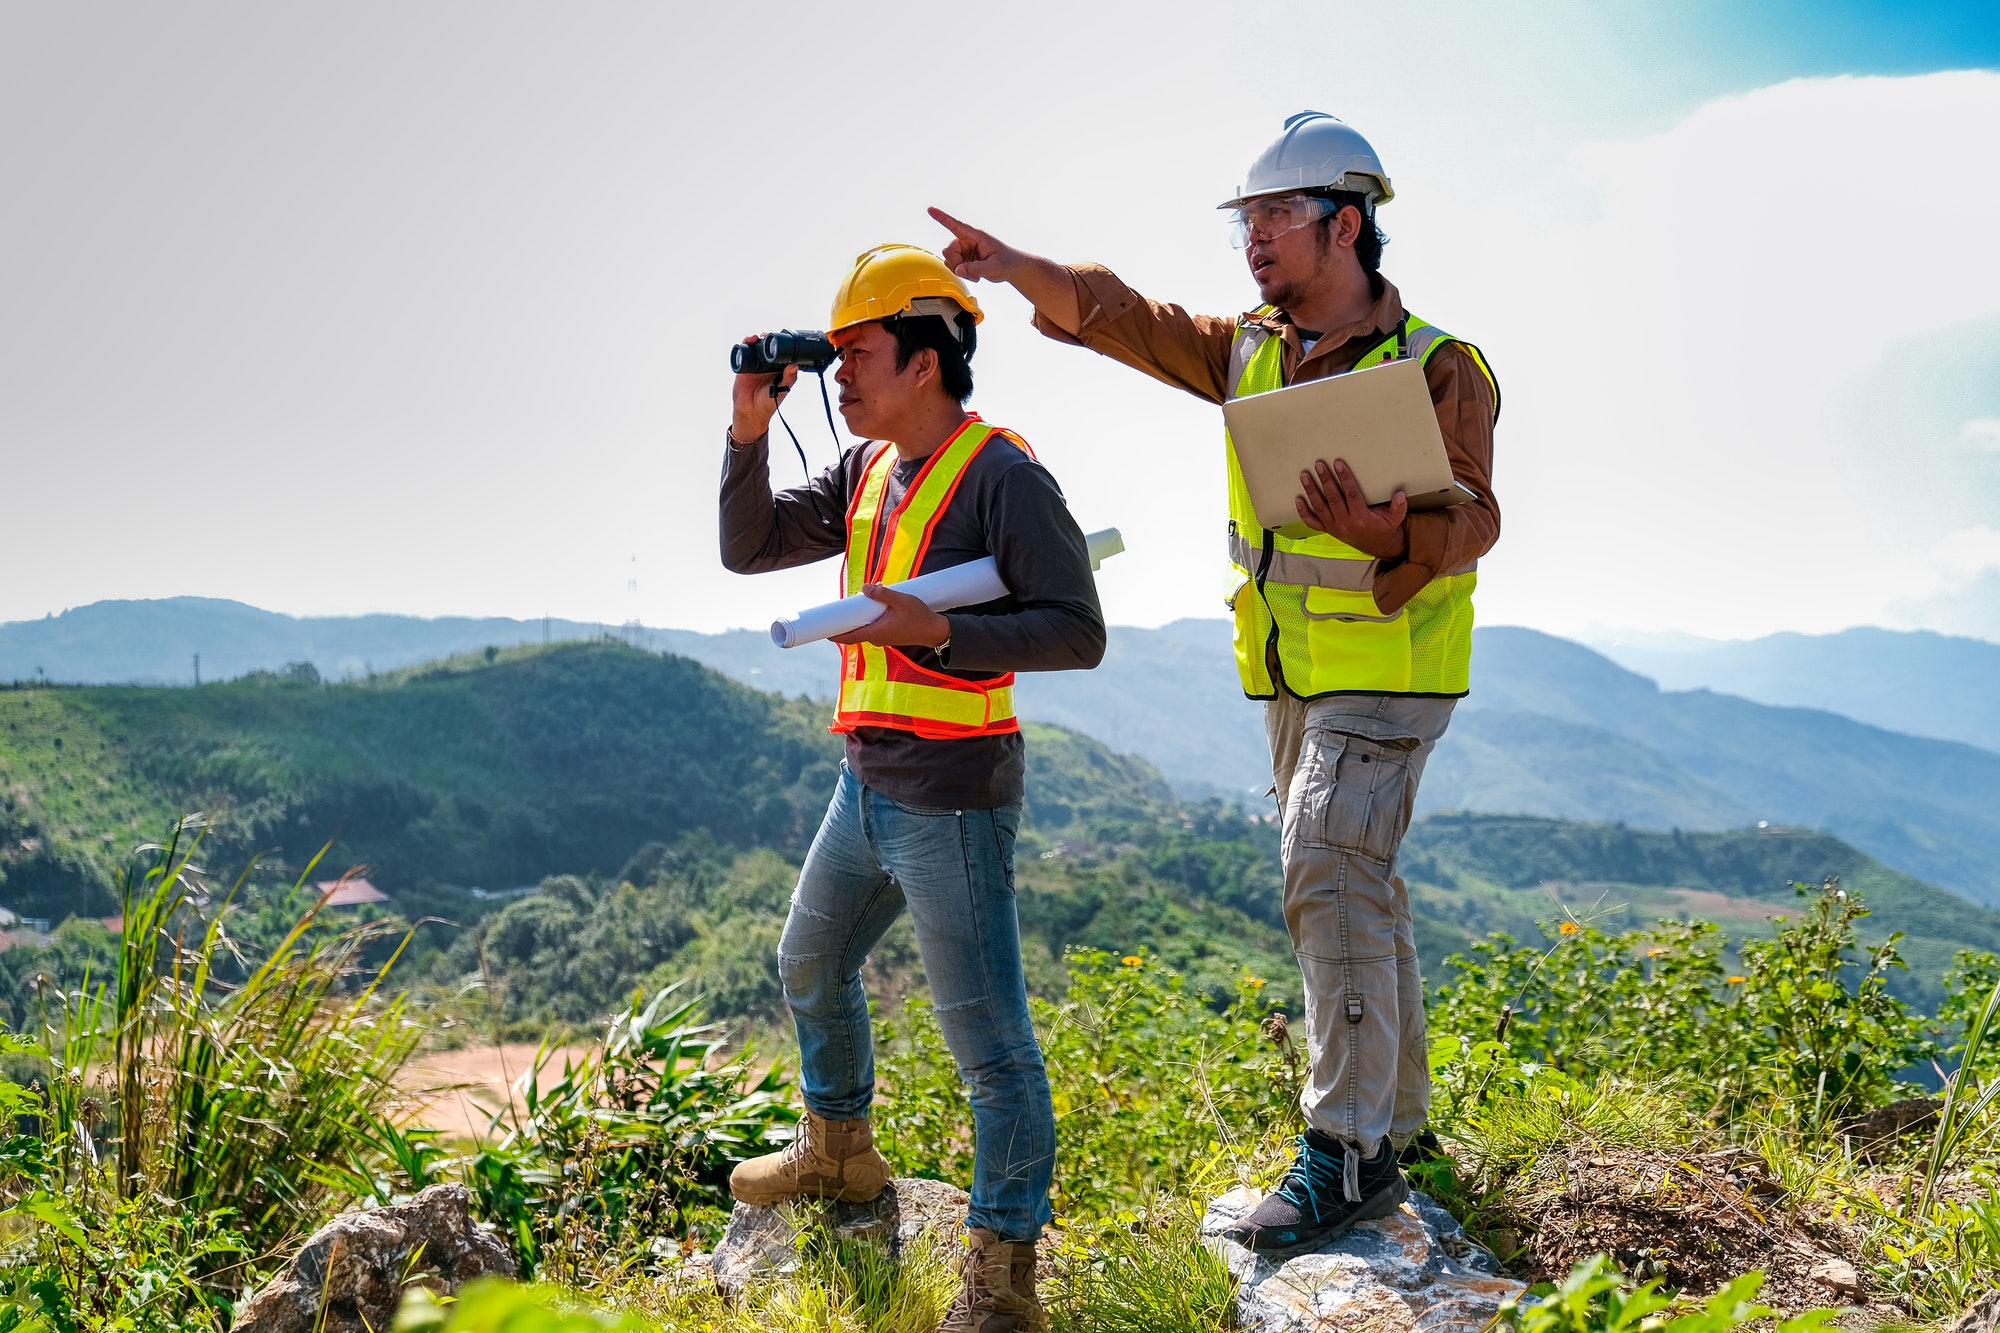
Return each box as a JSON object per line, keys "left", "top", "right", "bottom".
{"left": 1397, "top": 1129, "right": 1444, "bottom": 1165}
{"left": 1224, "top": 1129, "right": 1408, "bottom": 1257}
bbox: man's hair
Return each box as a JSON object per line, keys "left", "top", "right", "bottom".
{"left": 1316, "top": 188, "right": 1388, "bottom": 275}
{"left": 885, "top": 311, "right": 977, "bottom": 403}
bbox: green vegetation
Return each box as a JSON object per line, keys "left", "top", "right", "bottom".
{"left": 0, "top": 817, "right": 425, "bottom": 1331}
{"left": 874, "top": 954, "right": 1294, "bottom": 1220}
{"left": 1429, "top": 883, "right": 1937, "bottom": 1126}
{"left": 1492, "top": 1258, "right": 1838, "bottom": 1333}
{"left": 8, "top": 643, "right": 1997, "bottom": 1030}
{"left": 8, "top": 648, "right": 2000, "bottom": 1328}
{"left": 447, "top": 985, "right": 797, "bottom": 1279}
{"left": 0, "top": 644, "right": 840, "bottom": 909}
{"left": 6, "top": 808, "right": 2000, "bottom": 1329}
{"left": 1404, "top": 812, "right": 2000, "bottom": 1002}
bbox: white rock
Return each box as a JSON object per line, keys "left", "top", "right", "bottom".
{"left": 707, "top": 1177, "right": 971, "bottom": 1295}
{"left": 1202, "top": 1186, "right": 1524, "bottom": 1332}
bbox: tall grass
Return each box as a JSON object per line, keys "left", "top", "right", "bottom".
{"left": 1045, "top": 1193, "right": 1237, "bottom": 1333}
{"left": 72, "top": 814, "right": 424, "bottom": 1259}
{"left": 1919, "top": 969, "right": 2000, "bottom": 1216}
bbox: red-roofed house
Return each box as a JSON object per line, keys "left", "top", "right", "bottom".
{"left": 316, "top": 878, "right": 390, "bottom": 908}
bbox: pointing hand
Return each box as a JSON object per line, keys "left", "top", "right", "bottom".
{"left": 928, "top": 207, "right": 1023, "bottom": 284}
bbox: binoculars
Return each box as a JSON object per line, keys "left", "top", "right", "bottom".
{"left": 731, "top": 330, "right": 837, "bottom": 376}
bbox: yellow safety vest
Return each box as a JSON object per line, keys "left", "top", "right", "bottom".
{"left": 832, "top": 416, "right": 1030, "bottom": 740}
{"left": 1225, "top": 311, "right": 1499, "bottom": 699}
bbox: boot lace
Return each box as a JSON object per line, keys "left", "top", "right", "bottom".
{"left": 1272, "top": 1133, "right": 1362, "bottom": 1217}
{"left": 947, "top": 1243, "right": 1020, "bottom": 1323}
{"left": 777, "top": 1114, "right": 826, "bottom": 1176}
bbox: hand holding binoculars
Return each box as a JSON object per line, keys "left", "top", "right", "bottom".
{"left": 730, "top": 330, "right": 837, "bottom": 377}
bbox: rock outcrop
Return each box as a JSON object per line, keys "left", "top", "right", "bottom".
{"left": 706, "top": 1176, "right": 971, "bottom": 1295}
{"left": 1952, "top": 1290, "right": 2000, "bottom": 1333}
{"left": 1202, "top": 1186, "right": 1523, "bottom": 1332}
{"left": 230, "top": 1184, "right": 516, "bottom": 1333}
{"left": 1838, "top": 1097, "right": 1942, "bottom": 1161}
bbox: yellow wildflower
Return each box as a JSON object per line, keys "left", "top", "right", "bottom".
{"left": 1557, "top": 920, "right": 1580, "bottom": 935}
{"left": 1121, "top": 955, "right": 1142, "bottom": 967}
{"left": 1727, "top": 975, "right": 1747, "bottom": 984}
{"left": 1245, "top": 976, "right": 1266, "bottom": 989}
{"left": 1647, "top": 946, "right": 1668, "bottom": 958}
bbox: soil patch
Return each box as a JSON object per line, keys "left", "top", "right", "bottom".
{"left": 397, "top": 1043, "right": 589, "bottom": 1136}
{"left": 1510, "top": 1144, "right": 1863, "bottom": 1314}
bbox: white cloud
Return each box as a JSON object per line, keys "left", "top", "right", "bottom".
{"left": 1926, "top": 525, "right": 2000, "bottom": 587}
{"left": 1887, "top": 528, "right": 2000, "bottom": 639}
{"left": 1961, "top": 418, "right": 2000, "bottom": 451}
{"left": 1468, "top": 71, "right": 2000, "bottom": 642}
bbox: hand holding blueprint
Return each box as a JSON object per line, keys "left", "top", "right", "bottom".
{"left": 770, "top": 528, "right": 1124, "bottom": 649}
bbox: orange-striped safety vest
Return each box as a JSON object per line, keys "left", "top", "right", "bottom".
{"left": 831, "top": 416, "right": 1030, "bottom": 740}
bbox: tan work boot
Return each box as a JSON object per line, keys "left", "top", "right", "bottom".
{"left": 938, "top": 1228, "right": 1044, "bottom": 1333}
{"left": 727, "top": 1109, "right": 891, "bottom": 1206}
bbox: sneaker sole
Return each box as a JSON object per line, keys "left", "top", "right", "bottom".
{"left": 1234, "top": 1175, "right": 1410, "bottom": 1260}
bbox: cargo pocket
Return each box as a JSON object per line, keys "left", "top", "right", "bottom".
{"left": 1290, "top": 718, "right": 1422, "bottom": 862}
{"left": 1302, "top": 585, "right": 1402, "bottom": 624}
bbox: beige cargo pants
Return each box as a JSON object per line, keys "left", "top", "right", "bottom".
{"left": 1267, "top": 691, "right": 1455, "bottom": 1156}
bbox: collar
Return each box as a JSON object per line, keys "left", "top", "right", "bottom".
{"left": 1246, "top": 275, "right": 1405, "bottom": 367}
{"left": 882, "top": 411, "right": 981, "bottom": 469}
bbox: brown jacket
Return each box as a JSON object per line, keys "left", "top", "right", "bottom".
{"left": 1032, "top": 266, "right": 1499, "bottom": 617}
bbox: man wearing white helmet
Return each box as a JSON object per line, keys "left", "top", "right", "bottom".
{"left": 930, "top": 111, "right": 1500, "bottom": 1255}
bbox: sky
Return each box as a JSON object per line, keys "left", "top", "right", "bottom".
{"left": 3, "top": 2, "right": 1998, "bottom": 643}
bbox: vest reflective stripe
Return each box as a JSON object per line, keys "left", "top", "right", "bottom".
{"left": 838, "top": 642, "right": 1016, "bottom": 734}
{"left": 1223, "top": 310, "right": 1497, "bottom": 699}
{"left": 833, "top": 417, "right": 1028, "bottom": 740}
{"left": 1227, "top": 529, "right": 1378, "bottom": 591}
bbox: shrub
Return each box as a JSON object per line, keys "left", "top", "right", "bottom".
{"left": 1428, "top": 879, "right": 1938, "bottom": 1129}
{"left": 0, "top": 1171, "right": 245, "bottom": 1332}
{"left": 448, "top": 984, "right": 798, "bottom": 1277}
{"left": 1494, "top": 1256, "right": 1838, "bottom": 1333}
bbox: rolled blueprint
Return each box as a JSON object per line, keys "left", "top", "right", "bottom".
{"left": 770, "top": 528, "right": 1125, "bottom": 650}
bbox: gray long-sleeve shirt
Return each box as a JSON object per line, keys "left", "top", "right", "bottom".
{"left": 719, "top": 420, "right": 1106, "bottom": 808}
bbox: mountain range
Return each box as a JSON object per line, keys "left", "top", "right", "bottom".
{"left": 1582, "top": 626, "right": 2000, "bottom": 756}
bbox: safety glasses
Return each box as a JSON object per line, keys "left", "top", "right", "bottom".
{"left": 1227, "top": 194, "right": 1338, "bottom": 250}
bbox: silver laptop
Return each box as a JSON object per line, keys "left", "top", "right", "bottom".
{"left": 1222, "top": 356, "right": 1476, "bottom": 533}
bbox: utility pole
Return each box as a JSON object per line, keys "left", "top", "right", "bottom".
{"left": 193, "top": 652, "right": 201, "bottom": 686}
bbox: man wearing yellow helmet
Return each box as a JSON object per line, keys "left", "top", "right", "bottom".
{"left": 929, "top": 112, "right": 1501, "bottom": 1259}
{"left": 719, "top": 243, "right": 1105, "bottom": 1331}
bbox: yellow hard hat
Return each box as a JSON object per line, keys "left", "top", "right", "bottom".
{"left": 829, "top": 243, "right": 984, "bottom": 335}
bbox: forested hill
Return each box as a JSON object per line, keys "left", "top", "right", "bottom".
{"left": 0, "top": 640, "right": 1173, "bottom": 921}
{"left": 0, "top": 643, "right": 841, "bottom": 916}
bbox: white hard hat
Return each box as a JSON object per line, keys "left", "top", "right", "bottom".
{"left": 1219, "top": 111, "right": 1394, "bottom": 211}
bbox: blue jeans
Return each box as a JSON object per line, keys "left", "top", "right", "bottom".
{"left": 777, "top": 763, "right": 1055, "bottom": 1241}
